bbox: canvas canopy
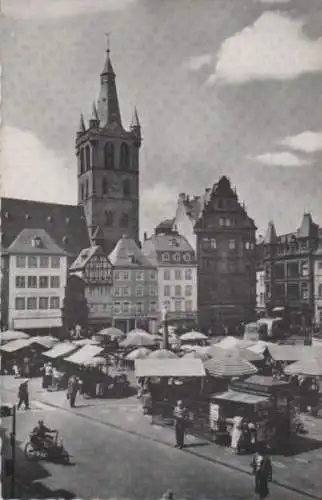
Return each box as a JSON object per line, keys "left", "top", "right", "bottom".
{"left": 135, "top": 358, "right": 206, "bottom": 378}
{"left": 64, "top": 345, "right": 103, "bottom": 365}
{"left": 214, "top": 390, "right": 270, "bottom": 405}
{"left": 0, "top": 338, "right": 33, "bottom": 353}
{"left": 44, "top": 342, "right": 79, "bottom": 359}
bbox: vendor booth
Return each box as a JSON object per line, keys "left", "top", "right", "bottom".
{"left": 210, "top": 375, "right": 297, "bottom": 452}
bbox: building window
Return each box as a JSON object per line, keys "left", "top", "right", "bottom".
{"left": 85, "top": 145, "right": 91, "bottom": 171}
{"left": 113, "top": 302, "right": 121, "bottom": 314}
{"left": 80, "top": 183, "right": 84, "bottom": 201}
{"left": 287, "top": 262, "right": 299, "bottom": 278}
{"left": 202, "top": 238, "right": 216, "bottom": 249}
{"left": 174, "top": 269, "right": 182, "bottom": 280}
{"left": 120, "top": 213, "right": 129, "bottom": 228}
{"left": 164, "top": 285, "right": 170, "bottom": 297}
{"left": 183, "top": 253, "right": 191, "bottom": 262}
{"left": 114, "top": 271, "right": 120, "bottom": 281}
{"left": 80, "top": 148, "right": 85, "bottom": 174}
{"left": 104, "top": 143, "right": 114, "bottom": 169}
{"left": 50, "top": 297, "right": 60, "bottom": 309}
{"left": 50, "top": 276, "right": 60, "bottom": 288}
{"left": 150, "top": 270, "right": 157, "bottom": 280}
{"left": 51, "top": 256, "right": 60, "bottom": 268}
{"left": 164, "top": 269, "right": 171, "bottom": 280}
{"left": 175, "top": 285, "right": 182, "bottom": 296}
{"left": 113, "top": 287, "right": 121, "bottom": 296}
{"left": 136, "top": 302, "right": 144, "bottom": 313}
{"left": 27, "top": 276, "right": 37, "bottom": 288}
{"left": 150, "top": 302, "right": 157, "bottom": 313}
{"left": 136, "top": 286, "right": 144, "bottom": 296}
{"left": 225, "top": 218, "right": 231, "bottom": 227}
{"left": 40, "top": 256, "right": 49, "bottom": 268}
{"left": 219, "top": 218, "right": 224, "bottom": 226}
{"left": 122, "top": 301, "right": 130, "bottom": 313}
{"left": 162, "top": 253, "right": 170, "bottom": 261}
{"left": 260, "top": 292, "right": 265, "bottom": 306}
{"left": 164, "top": 300, "right": 171, "bottom": 311}
{"left": 27, "top": 297, "right": 37, "bottom": 310}
{"left": 39, "top": 276, "right": 49, "bottom": 288}
{"left": 301, "top": 282, "right": 309, "bottom": 299}
{"left": 318, "top": 262, "right": 322, "bottom": 270}
{"left": 39, "top": 297, "right": 49, "bottom": 309}
{"left": 185, "top": 268, "right": 192, "bottom": 280}
{"left": 245, "top": 241, "right": 251, "bottom": 250}
{"left": 173, "top": 253, "right": 180, "bottom": 262}
{"left": 16, "top": 256, "right": 26, "bottom": 268}
{"left": 301, "top": 261, "right": 309, "bottom": 276}
{"left": 136, "top": 271, "right": 144, "bottom": 281}
{"left": 28, "top": 256, "right": 38, "bottom": 268}
{"left": 185, "top": 285, "right": 192, "bottom": 297}
{"left": 85, "top": 179, "right": 89, "bottom": 199}
{"left": 149, "top": 286, "right": 157, "bottom": 297}
{"left": 228, "top": 239, "right": 236, "bottom": 250}
{"left": 15, "top": 297, "right": 25, "bottom": 310}
{"left": 122, "top": 271, "right": 130, "bottom": 280}
{"left": 175, "top": 300, "right": 181, "bottom": 312}
{"left": 102, "top": 177, "right": 108, "bottom": 195}
{"left": 319, "top": 284, "right": 322, "bottom": 298}
{"left": 15, "top": 276, "right": 25, "bottom": 288}
{"left": 120, "top": 143, "right": 130, "bottom": 169}
{"left": 123, "top": 286, "right": 130, "bottom": 296}
{"left": 185, "top": 300, "right": 192, "bottom": 312}
{"left": 287, "top": 283, "right": 299, "bottom": 300}
{"left": 105, "top": 211, "right": 114, "bottom": 226}
{"left": 123, "top": 179, "right": 131, "bottom": 196}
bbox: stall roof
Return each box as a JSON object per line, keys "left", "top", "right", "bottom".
{"left": 213, "top": 390, "right": 270, "bottom": 405}
{"left": 64, "top": 345, "right": 103, "bottom": 364}
{"left": 135, "top": 358, "right": 206, "bottom": 378}
{"left": 43, "top": 342, "right": 79, "bottom": 359}
{"left": 0, "top": 338, "right": 33, "bottom": 353}
{"left": 267, "top": 345, "right": 319, "bottom": 362}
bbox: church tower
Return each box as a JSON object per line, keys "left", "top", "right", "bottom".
{"left": 76, "top": 44, "right": 141, "bottom": 253}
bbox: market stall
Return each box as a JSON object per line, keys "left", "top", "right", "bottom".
{"left": 0, "top": 338, "right": 49, "bottom": 376}
{"left": 210, "top": 375, "right": 297, "bottom": 452}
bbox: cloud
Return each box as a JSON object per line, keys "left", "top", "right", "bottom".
{"left": 280, "top": 131, "right": 322, "bottom": 153}
{"left": 249, "top": 151, "right": 311, "bottom": 167}
{"left": 255, "top": 0, "right": 290, "bottom": 4}
{"left": 1, "top": 126, "right": 77, "bottom": 204}
{"left": 208, "top": 12, "right": 322, "bottom": 84}
{"left": 185, "top": 54, "right": 213, "bottom": 71}
{"left": 141, "top": 183, "right": 178, "bottom": 235}
{"left": 3, "top": 0, "right": 137, "bottom": 19}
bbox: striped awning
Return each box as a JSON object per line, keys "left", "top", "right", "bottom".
{"left": 204, "top": 347, "right": 257, "bottom": 378}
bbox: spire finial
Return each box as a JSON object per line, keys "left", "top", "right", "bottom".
{"left": 105, "top": 32, "right": 111, "bottom": 53}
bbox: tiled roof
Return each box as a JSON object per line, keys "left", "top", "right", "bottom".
{"left": 7, "top": 228, "right": 68, "bottom": 256}
{"left": 141, "top": 233, "right": 195, "bottom": 266}
{"left": 70, "top": 246, "right": 101, "bottom": 271}
{"left": 1, "top": 198, "right": 90, "bottom": 257}
{"left": 108, "top": 235, "right": 154, "bottom": 268}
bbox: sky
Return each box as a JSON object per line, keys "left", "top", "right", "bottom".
{"left": 1, "top": 0, "right": 322, "bottom": 239}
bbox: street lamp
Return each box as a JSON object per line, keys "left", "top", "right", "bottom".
{"left": 161, "top": 304, "right": 169, "bottom": 350}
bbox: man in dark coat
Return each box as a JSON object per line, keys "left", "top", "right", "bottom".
{"left": 67, "top": 375, "right": 80, "bottom": 408}
{"left": 251, "top": 443, "right": 272, "bottom": 499}
{"left": 173, "top": 400, "right": 189, "bottom": 449}
{"left": 17, "top": 380, "right": 29, "bottom": 410}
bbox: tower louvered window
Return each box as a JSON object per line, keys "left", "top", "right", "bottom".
{"left": 85, "top": 145, "right": 91, "bottom": 171}
{"left": 104, "top": 143, "right": 114, "bottom": 169}
{"left": 80, "top": 148, "right": 85, "bottom": 174}
{"left": 120, "top": 143, "right": 129, "bottom": 169}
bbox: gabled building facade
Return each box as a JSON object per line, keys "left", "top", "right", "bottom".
{"left": 194, "top": 176, "right": 257, "bottom": 334}
{"left": 5, "top": 229, "right": 68, "bottom": 332}
{"left": 76, "top": 46, "right": 142, "bottom": 254}
{"left": 69, "top": 246, "right": 113, "bottom": 329}
{"left": 141, "top": 222, "right": 198, "bottom": 328}
{"left": 263, "top": 214, "right": 320, "bottom": 328}
{"left": 108, "top": 235, "right": 158, "bottom": 332}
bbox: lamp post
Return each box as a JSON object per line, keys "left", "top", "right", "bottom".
{"left": 10, "top": 405, "right": 16, "bottom": 498}
{"left": 161, "top": 305, "right": 169, "bottom": 350}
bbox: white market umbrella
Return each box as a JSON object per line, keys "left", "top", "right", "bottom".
{"left": 148, "top": 349, "right": 178, "bottom": 360}
{"left": 126, "top": 348, "right": 151, "bottom": 361}
{"left": 180, "top": 331, "right": 208, "bottom": 342}
{"left": 204, "top": 346, "right": 257, "bottom": 378}
{"left": 284, "top": 354, "right": 322, "bottom": 377}
{"left": 120, "top": 330, "right": 156, "bottom": 348}
{"left": 97, "top": 327, "right": 125, "bottom": 341}
{"left": 84, "top": 356, "right": 108, "bottom": 367}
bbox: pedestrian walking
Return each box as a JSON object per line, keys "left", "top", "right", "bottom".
{"left": 173, "top": 400, "right": 188, "bottom": 449}
{"left": 17, "top": 379, "right": 30, "bottom": 410}
{"left": 67, "top": 375, "right": 80, "bottom": 408}
{"left": 251, "top": 443, "right": 272, "bottom": 499}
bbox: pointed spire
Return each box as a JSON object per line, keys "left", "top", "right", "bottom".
{"left": 79, "top": 113, "right": 86, "bottom": 133}
{"left": 92, "top": 101, "right": 99, "bottom": 121}
{"left": 89, "top": 101, "right": 99, "bottom": 129}
{"left": 97, "top": 40, "right": 122, "bottom": 127}
{"left": 130, "top": 107, "right": 141, "bottom": 147}
{"left": 130, "top": 107, "right": 140, "bottom": 128}
{"left": 264, "top": 220, "right": 277, "bottom": 244}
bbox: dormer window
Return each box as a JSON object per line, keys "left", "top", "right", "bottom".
{"left": 183, "top": 253, "right": 191, "bottom": 262}
{"left": 32, "top": 236, "right": 42, "bottom": 248}
{"left": 162, "top": 252, "right": 170, "bottom": 261}
{"left": 170, "top": 238, "right": 179, "bottom": 248}
{"left": 173, "top": 253, "right": 180, "bottom": 262}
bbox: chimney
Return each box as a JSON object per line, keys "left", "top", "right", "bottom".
{"left": 144, "top": 232, "right": 147, "bottom": 241}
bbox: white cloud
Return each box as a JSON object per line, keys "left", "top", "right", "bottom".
{"left": 185, "top": 54, "right": 213, "bottom": 71}
{"left": 256, "top": 0, "right": 290, "bottom": 4}
{"left": 280, "top": 131, "right": 322, "bottom": 153}
{"left": 3, "top": 0, "right": 136, "bottom": 19}
{"left": 1, "top": 126, "right": 77, "bottom": 204}
{"left": 141, "top": 183, "right": 178, "bottom": 236}
{"left": 208, "top": 12, "right": 322, "bottom": 84}
{"left": 250, "top": 151, "right": 311, "bottom": 167}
